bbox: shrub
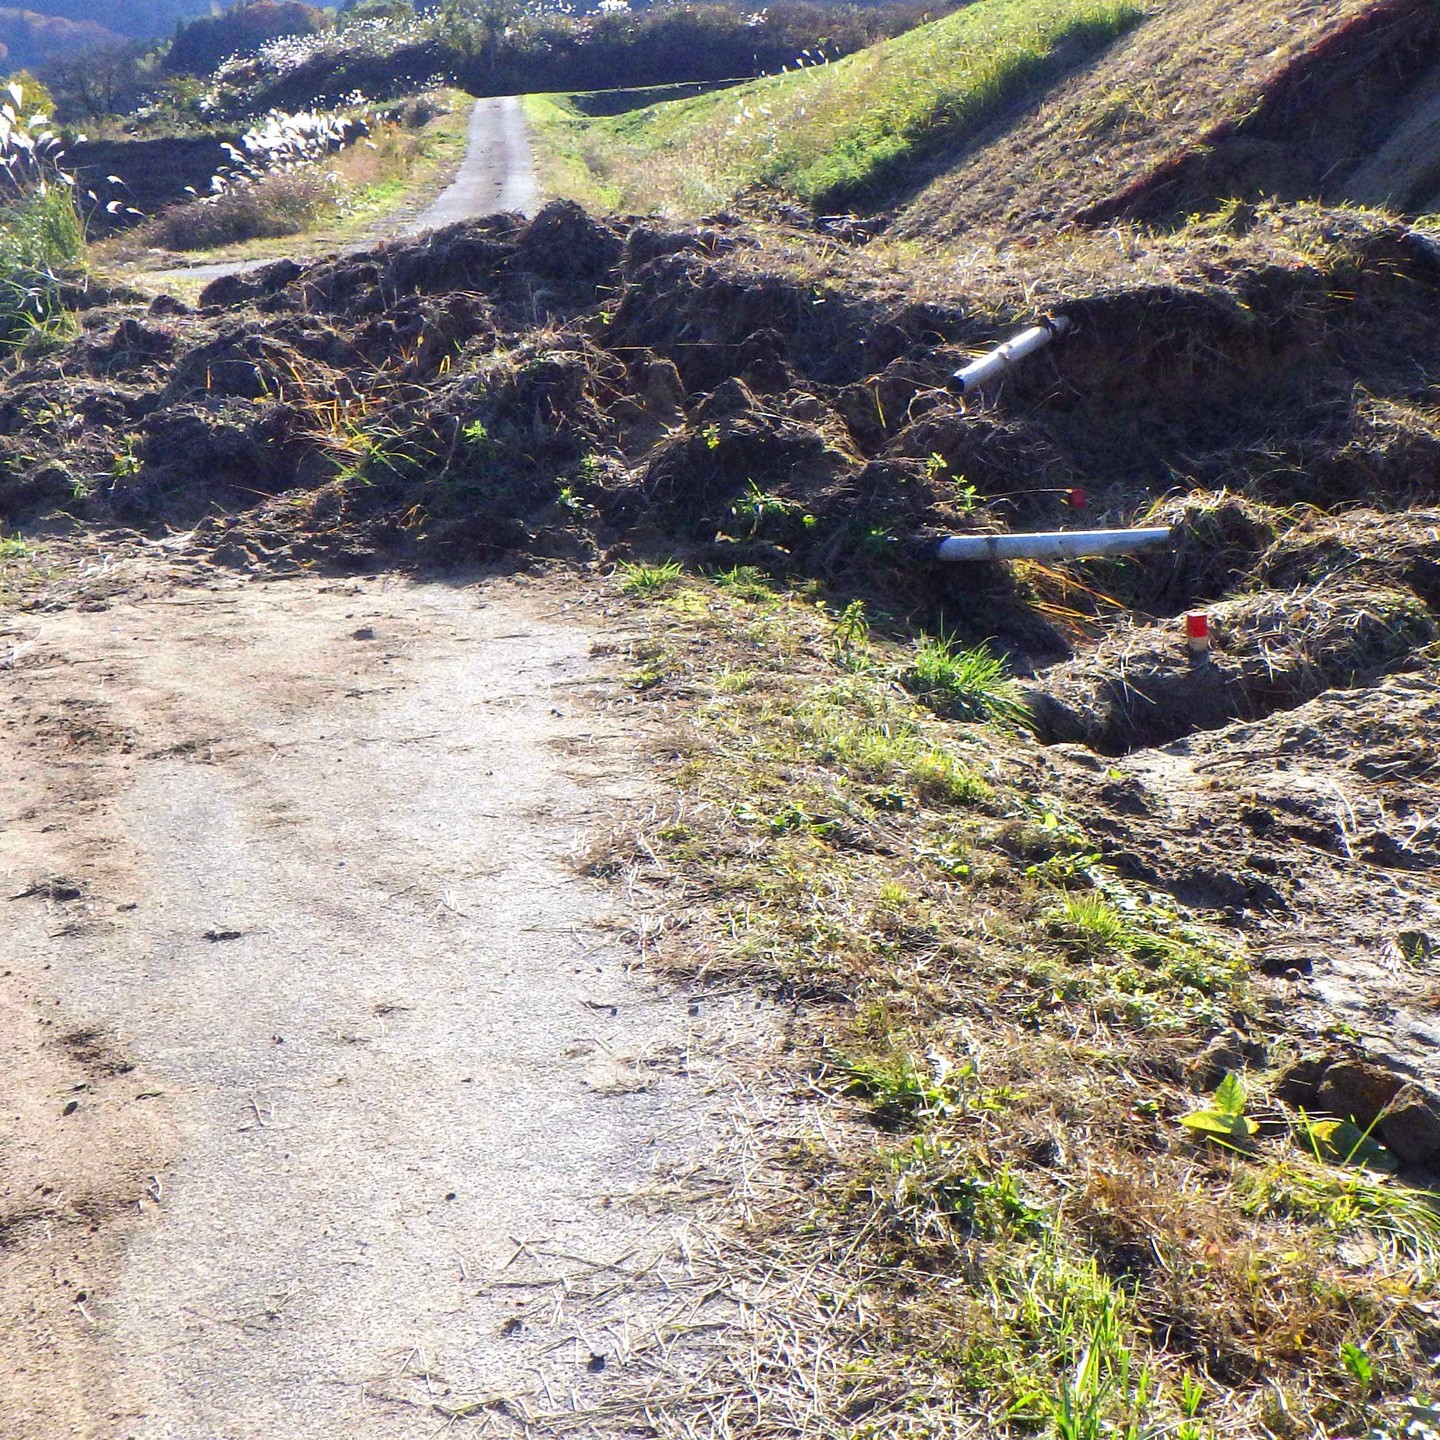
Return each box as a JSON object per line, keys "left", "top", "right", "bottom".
{"left": 142, "top": 165, "right": 342, "bottom": 248}
{"left": 166, "top": 0, "right": 331, "bottom": 76}
{"left": 1, "top": 69, "right": 55, "bottom": 117}
{"left": 217, "top": 0, "right": 924, "bottom": 113}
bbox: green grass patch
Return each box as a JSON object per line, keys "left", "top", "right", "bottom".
{"left": 522, "top": 92, "right": 628, "bottom": 212}
{"left": 617, "top": 558, "right": 684, "bottom": 594}
{"left": 600, "top": 570, "right": 1435, "bottom": 1437}
{"left": 0, "top": 186, "right": 84, "bottom": 348}
{"left": 0, "top": 529, "right": 50, "bottom": 604}
{"left": 541, "top": 0, "right": 1144, "bottom": 212}
{"left": 905, "top": 633, "right": 1029, "bottom": 727}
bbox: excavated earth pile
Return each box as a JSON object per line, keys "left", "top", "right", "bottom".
{"left": 4, "top": 197, "right": 1440, "bottom": 1115}
{"left": 4, "top": 200, "right": 1440, "bottom": 579}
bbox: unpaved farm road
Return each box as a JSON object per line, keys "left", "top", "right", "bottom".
{"left": 146, "top": 95, "right": 538, "bottom": 287}
{"left": 406, "top": 96, "right": 537, "bottom": 234}
{"left": 0, "top": 565, "right": 741, "bottom": 1438}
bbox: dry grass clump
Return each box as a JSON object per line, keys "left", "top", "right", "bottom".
{"left": 1257, "top": 508, "right": 1440, "bottom": 595}
{"left": 123, "top": 100, "right": 455, "bottom": 257}
{"left": 142, "top": 167, "right": 346, "bottom": 250}
{"left": 1023, "top": 575, "right": 1436, "bottom": 752}
{"left": 592, "top": 569, "right": 1440, "bottom": 1438}
{"left": 1218, "top": 584, "right": 1435, "bottom": 691}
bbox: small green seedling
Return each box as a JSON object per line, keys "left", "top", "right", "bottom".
{"left": 832, "top": 598, "right": 870, "bottom": 668}
{"left": 1341, "top": 1341, "right": 1374, "bottom": 1398}
{"left": 1180, "top": 1072, "right": 1257, "bottom": 1144}
{"left": 1180, "top": 1372, "right": 1204, "bottom": 1419}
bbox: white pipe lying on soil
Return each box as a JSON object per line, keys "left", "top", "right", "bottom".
{"left": 949, "top": 315, "right": 1072, "bottom": 394}
{"left": 936, "top": 527, "right": 1173, "bottom": 562}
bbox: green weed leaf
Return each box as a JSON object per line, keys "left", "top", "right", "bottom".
{"left": 1214, "top": 1071, "right": 1246, "bottom": 1117}
{"left": 1302, "top": 1118, "right": 1398, "bottom": 1174}
{"left": 1341, "top": 1341, "right": 1374, "bottom": 1395}
{"left": 1179, "top": 1108, "right": 1258, "bottom": 1142}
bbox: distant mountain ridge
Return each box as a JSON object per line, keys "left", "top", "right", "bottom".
{"left": 5, "top": 0, "right": 216, "bottom": 45}
{"left": 0, "top": 5, "right": 122, "bottom": 66}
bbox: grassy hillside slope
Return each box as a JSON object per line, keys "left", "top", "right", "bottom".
{"left": 897, "top": 0, "right": 1429, "bottom": 234}
{"left": 531, "top": 0, "right": 1440, "bottom": 230}
{"left": 529, "top": 0, "right": 1143, "bottom": 214}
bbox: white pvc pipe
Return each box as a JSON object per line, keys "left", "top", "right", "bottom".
{"left": 950, "top": 315, "right": 1072, "bottom": 394}
{"left": 936, "top": 527, "right": 1173, "bottom": 562}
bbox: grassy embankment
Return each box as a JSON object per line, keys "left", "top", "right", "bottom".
{"left": 524, "top": 81, "right": 748, "bottom": 212}
{"left": 524, "top": 0, "right": 1144, "bottom": 215}
{"left": 604, "top": 559, "right": 1440, "bottom": 1440}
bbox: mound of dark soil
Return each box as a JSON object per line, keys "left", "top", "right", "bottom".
{"left": 1027, "top": 666, "right": 1440, "bottom": 1126}
{"left": 1028, "top": 580, "right": 1436, "bottom": 753}
{"left": 3, "top": 200, "right": 1440, "bottom": 635}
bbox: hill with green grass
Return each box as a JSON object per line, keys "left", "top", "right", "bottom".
{"left": 529, "top": 0, "right": 1440, "bottom": 229}
{"left": 529, "top": 0, "right": 1143, "bottom": 213}
{"left": 894, "top": 0, "right": 1440, "bottom": 236}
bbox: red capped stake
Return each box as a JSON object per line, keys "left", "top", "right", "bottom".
{"left": 1185, "top": 611, "right": 1210, "bottom": 654}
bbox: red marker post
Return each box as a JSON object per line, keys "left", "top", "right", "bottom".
{"left": 1185, "top": 611, "right": 1211, "bottom": 655}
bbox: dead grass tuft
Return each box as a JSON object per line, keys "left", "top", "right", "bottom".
{"left": 142, "top": 167, "right": 346, "bottom": 251}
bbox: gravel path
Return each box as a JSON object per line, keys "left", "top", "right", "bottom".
{"left": 404, "top": 95, "right": 537, "bottom": 233}
{"left": 0, "top": 570, "right": 740, "bottom": 1438}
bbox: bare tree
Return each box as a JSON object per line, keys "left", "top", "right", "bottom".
{"left": 43, "top": 44, "right": 144, "bottom": 123}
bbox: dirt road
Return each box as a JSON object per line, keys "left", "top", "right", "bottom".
{"left": 144, "top": 95, "right": 537, "bottom": 288}
{"left": 406, "top": 96, "right": 537, "bottom": 234}
{"left": 0, "top": 565, "right": 736, "bottom": 1438}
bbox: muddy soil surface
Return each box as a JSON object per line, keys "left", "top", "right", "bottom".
{"left": 0, "top": 562, "right": 743, "bottom": 1438}
{"left": 1034, "top": 672, "right": 1440, "bottom": 1134}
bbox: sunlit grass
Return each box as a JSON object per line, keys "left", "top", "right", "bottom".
{"left": 617, "top": 558, "right": 684, "bottom": 594}
{"left": 544, "top": 0, "right": 1144, "bottom": 211}
{"left": 594, "top": 574, "right": 1430, "bottom": 1435}
{"left": 905, "top": 633, "right": 1029, "bottom": 727}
